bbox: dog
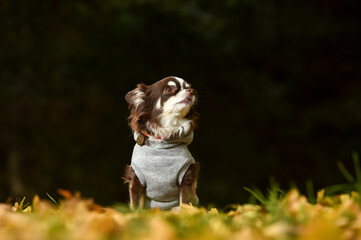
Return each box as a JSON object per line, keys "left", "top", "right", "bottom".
{"left": 124, "top": 76, "right": 200, "bottom": 210}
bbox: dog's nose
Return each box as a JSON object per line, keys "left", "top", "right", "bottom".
{"left": 186, "top": 88, "right": 196, "bottom": 95}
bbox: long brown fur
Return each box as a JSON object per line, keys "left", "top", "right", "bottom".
{"left": 180, "top": 162, "right": 200, "bottom": 205}
{"left": 124, "top": 165, "right": 145, "bottom": 209}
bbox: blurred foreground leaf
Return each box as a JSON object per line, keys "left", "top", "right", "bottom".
{"left": 1, "top": 190, "right": 361, "bottom": 239}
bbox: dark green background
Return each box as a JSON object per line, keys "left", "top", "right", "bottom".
{"left": 1, "top": 0, "right": 361, "bottom": 207}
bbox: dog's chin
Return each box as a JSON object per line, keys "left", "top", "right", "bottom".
{"left": 163, "top": 98, "right": 193, "bottom": 116}
{"left": 179, "top": 96, "right": 194, "bottom": 105}
{"left": 175, "top": 104, "right": 193, "bottom": 118}
{"left": 177, "top": 96, "right": 196, "bottom": 112}
{"left": 148, "top": 107, "right": 193, "bottom": 139}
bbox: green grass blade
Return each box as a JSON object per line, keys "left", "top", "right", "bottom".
{"left": 324, "top": 183, "right": 354, "bottom": 195}
{"left": 306, "top": 179, "right": 316, "bottom": 204}
{"left": 244, "top": 187, "right": 266, "bottom": 205}
{"left": 352, "top": 151, "right": 361, "bottom": 183}
{"left": 269, "top": 177, "right": 282, "bottom": 196}
{"left": 46, "top": 192, "right": 60, "bottom": 208}
{"left": 20, "top": 197, "right": 26, "bottom": 208}
{"left": 337, "top": 161, "right": 355, "bottom": 183}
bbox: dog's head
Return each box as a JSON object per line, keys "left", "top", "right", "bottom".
{"left": 125, "top": 76, "right": 198, "bottom": 140}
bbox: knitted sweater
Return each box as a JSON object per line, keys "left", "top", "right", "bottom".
{"left": 130, "top": 132, "right": 198, "bottom": 210}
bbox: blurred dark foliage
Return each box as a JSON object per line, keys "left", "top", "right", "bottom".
{"left": 1, "top": 0, "right": 361, "bottom": 207}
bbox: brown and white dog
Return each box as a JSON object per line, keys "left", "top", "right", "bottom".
{"left": 124, "top": 76, "right": 200, "bottom": 209}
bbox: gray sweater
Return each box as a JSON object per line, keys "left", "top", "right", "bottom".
{"left": 130, "top": 132, "right": 198, "bottom": 210}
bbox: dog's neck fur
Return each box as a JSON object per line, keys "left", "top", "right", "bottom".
{"left": 146, "top": 115, "right": 192, "bottom": 140}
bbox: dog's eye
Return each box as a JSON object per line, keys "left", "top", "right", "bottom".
{"left": 164, "top": 86, "right": 174, "bottom": 94}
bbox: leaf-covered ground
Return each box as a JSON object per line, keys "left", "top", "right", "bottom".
{"left": 1, "top": 189, "right": 361, "bottom": 240}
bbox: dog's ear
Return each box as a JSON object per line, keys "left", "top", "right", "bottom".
{"left": 125, "top": 83, "right": 147, "bottom": 110}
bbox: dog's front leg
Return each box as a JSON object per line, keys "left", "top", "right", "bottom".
{"left": 180, "top": 162, "right": 200, "bottom": 206}
{"left": 124, "top": 165, "right": 145, "bottom": 209}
